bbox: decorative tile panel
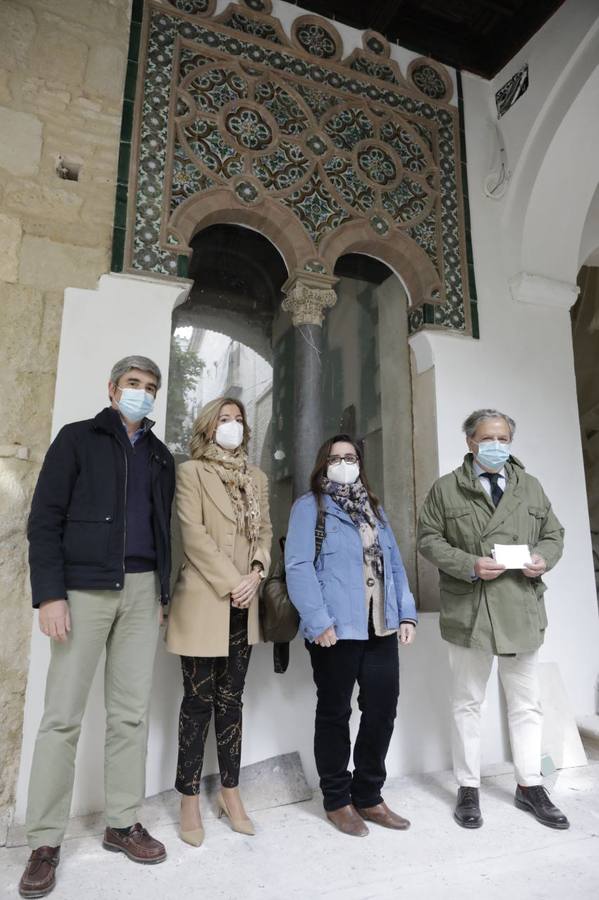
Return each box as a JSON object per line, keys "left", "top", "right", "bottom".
{"left": 120, "top": 1, "right": 476, "bottom": 335}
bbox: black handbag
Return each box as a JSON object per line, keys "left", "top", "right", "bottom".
{"left": 260, "top": 508, "right": 326, "bottom": 644}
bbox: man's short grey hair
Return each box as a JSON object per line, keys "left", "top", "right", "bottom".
{"left": 462, "top": 409, "right": 516, "bottom": 440}
{"left": 110, "top": 356, "right": 162, "bottom": 389}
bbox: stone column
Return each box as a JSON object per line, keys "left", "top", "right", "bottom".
{"left": 282, "top": 271, "right": 338, "bottom": 498}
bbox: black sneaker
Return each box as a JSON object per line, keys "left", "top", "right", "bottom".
{"left": 454, "top": 786, "right": 483, "bottom": 828}
{"left": 514, "top": 785, "right": 569, "bottom": 829}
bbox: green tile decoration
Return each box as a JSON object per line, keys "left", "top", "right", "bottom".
{"left": 456, "top": 70, "right": 479, "bottom": 339}
{"left": 117, "top": 140, "right": 131, "bottom": 186}
{"left": 119, "top": 99, "right": 134, "bottom": 143}
{"left": 176, "top": 254, "right": 189, "bottom": 278}
{"left": 111, "top": 226, "right": 126, "bottom": 273}
{"left": 114, "top": 183, "right": 128, "bottom": 229}
{"left": 124, "top": 59, "right": 138, "bottom": 102}
{"left": 114, "top": 2, "right": 477, "bottom": 335}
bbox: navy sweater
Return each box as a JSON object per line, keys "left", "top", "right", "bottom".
{"left": 120, "top": 425, "right": 156, "bottom": 573}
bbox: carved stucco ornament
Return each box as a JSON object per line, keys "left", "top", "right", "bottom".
{"left": 282, "top": 271, "right": 338, "bottom": 326}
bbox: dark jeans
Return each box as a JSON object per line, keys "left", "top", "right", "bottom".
{"left": 176, "top": 606, "right": 251, "bottom": 794}
{"left": 307, "top": 622, "right": 400, "bottom": 812}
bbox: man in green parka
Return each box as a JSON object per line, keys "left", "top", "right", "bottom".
{"left": 417, "top": 408, "right": 569, "bottom": 831}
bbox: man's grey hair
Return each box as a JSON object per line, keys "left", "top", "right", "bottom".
{"left": 110, "top": 356, "right": 162, "bottom": 389}
{"left": 462, "top": 409, "right": 516, "bottom": 440}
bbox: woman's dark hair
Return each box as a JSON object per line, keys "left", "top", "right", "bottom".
{"left": 309, "top": 433, "right": 383, "bottom": 519}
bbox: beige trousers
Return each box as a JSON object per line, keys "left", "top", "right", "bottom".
{"left": 26, "top": 572, "right": 161, "bottom": 849}
{"left": 447, "top": 643, "right": 543, "bottom": 788}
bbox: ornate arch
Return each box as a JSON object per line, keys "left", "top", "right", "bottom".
{"left": 319, "top": 218, "right": 441, "bottom": 306}
{"left": 116, "top": 0, "right": 475, "bottom": 335}
{"left": 169, "top": 186, "right": 312, "bottom": 273}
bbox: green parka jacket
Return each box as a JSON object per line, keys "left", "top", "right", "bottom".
{"left": 417, "top": 454, "right": 564, "bottom": 654}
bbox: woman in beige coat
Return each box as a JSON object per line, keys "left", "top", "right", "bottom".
{"left": 166, "top": 396, "right": 272, "bottom": 845}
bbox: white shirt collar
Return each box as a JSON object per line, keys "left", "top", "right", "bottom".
{"left": 473, "top": 460, "right": 506, "bottom": 480}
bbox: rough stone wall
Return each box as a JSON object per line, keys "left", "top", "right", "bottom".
{"left": 0, "top": 0, "right": 131, "bottom": 827}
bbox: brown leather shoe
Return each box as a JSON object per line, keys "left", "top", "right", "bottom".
{"left": 326, "top": 804, "right": 369, "bottom": 837}
{"left": 356, "top": 801, "right": 411, "bottom": 830}
{"left": 19, "top": 846, "right": 60, "bottom": 898}
{"left": 103, "top": 823, "right": 166, "bottom": 864}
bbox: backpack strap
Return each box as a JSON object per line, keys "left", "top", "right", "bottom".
{"left": 314, "top": 502, "right": 326, "bottom": 562}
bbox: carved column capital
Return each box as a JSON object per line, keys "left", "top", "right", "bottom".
{"left": 281, "top": 271, "right": 338, "bottom": 326}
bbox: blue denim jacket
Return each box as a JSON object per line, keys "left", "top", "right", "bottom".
{"left": 285, "top": 492, "right": 417, "bottom": 642}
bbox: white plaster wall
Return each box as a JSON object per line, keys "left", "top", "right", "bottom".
{"left": 496, "top": 0, "right": 599, "bottom": 277}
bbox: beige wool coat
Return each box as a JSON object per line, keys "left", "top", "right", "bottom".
{"left": 166, "top": 458, "right": 272, "bottom": 657}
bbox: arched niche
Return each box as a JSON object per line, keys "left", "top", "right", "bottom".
{"left": 504, "top": 24, "right": 599, "bottom": 283}
{"left": 322, "top": 251, "right": 439, "bottom": 609}
{"left": 319, "top": 218, "right": 442, "bottom": 307}
{"left": 169, "top": 188, "right": 313, "bottom": 278}
{"left": 164, "top": 221, "right": 292, "bottom": 542}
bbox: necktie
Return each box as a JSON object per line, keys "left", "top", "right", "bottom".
{"left": 481, "top": 472, "right": 503, "bottom": 507}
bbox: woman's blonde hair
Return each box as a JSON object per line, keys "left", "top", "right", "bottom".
{"left": 189, "top": 396, "right": 251, "bottom": 459}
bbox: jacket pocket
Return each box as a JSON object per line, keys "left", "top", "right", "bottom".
{"left": 528, "top": 506, "right": 546, "bottom": 545}
{"left": 63, "top": 514, "right": 112, "bottom": 566}
{"left": 444, "top": 506, "right": 475, "bottom": 552}
{"left": 439, "top": 574, "right": 476, "bottom": 635}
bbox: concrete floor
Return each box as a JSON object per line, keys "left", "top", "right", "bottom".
{"left": 2, "top": 763, "right": 599, "bottom": 900}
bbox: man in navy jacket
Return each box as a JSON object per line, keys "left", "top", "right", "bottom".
{"left": 19, "top": 356, "right": 175, "bottom": 899}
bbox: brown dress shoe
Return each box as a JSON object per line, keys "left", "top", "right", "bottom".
{"left": 19, "top": 846, "right": 60, "bottom": 898}
{"left": 103, "top": 823, "right": 167, "bottom": 864}
{"left": 326, "top": 804, "right": 369, "bottom": 837}
{"left": 356, "top": 801, "right": 411, "bottom": 830}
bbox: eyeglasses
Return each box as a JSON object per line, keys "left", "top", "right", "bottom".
{"left": 327, "top": 454, "right": 358, "bottom": 466}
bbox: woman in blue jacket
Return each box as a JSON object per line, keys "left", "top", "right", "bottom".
{"left": 285, "top": 434, "right": 417, "bottom": 837}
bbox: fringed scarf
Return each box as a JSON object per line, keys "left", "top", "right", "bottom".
{"left": 320, "top": 477, "right": 384, "bottom": 577}
{"left": 201, "top": 442, "right": 261, "bottom": 543}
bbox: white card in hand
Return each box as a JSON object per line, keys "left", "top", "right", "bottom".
{"left": 492, "top": 544, "right": 532, "bottom": 568}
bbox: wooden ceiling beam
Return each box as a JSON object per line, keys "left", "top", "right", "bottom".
{"left": 369, "top": 0, "right": 406, "bottom": 34}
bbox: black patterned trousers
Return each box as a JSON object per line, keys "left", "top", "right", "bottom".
{"left": 175, "top": 606, "right": 251, "bottom": 794}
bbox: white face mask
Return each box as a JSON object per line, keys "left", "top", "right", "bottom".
{"left": 215, "top": 419, "right": 244, "bottom": 450}
{"left": 327, "top": 461, "right": 360, "bottom": 485}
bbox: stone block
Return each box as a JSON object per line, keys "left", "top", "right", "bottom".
{"left": 539, "top": 662, "right": 587, "bottom": 770}
{"left": 0, "top": 214, "right": 22, "bottom": 283}
{"left": 19, "top": 236, "right": 108, "bottom": 291}
{"left": 0, "top": 371, "right": 56, "bottom": 456}
{"left": 22, "top": 220, "right": 112, "bottom": 251}
{"left": 22, "top": 79, "right": 71, "bottom": 114}
{"left": 84, "top": 44, "right": 126, "bottom": 102}
{"left": 4, "top": 180, "right": 83, "bottom": 224}
{"left": 0, "top": 284, "right": 44, "bottom": 373}
{"left": 0, "top": 70, "right": 12, "bottom": 105}
{"left": 578, "top": 715, "right": 599, "bottom": 761}
{"left": 0, "top": 1, "right": 36, "bottom": 73}
{"left": 38, "top": 291, "right": 64, "bottom": 370}
{"left": 37, "top": 0, "right": 95, "bottom": 28}
{"left": 0, "top": 107, "right": 42, "bottom": 177}
{"left": 89, "top": 0, "right": 130, "bottom": 34}
{"left": 30, "top": 26, "right": 88, "bottom": 87}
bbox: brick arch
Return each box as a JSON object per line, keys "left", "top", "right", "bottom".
{"left": 319, "top": 219, "right": 442, "bottom": 306}
{"left": 169, "top": 187, "right": 314, "bottom": 277}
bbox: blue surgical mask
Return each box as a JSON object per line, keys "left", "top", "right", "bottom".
{"left": 117, "top": 388, "right": 154, "bottom": 422}
{"left": 475, "top": 439, "right": 510, "bottom": 471}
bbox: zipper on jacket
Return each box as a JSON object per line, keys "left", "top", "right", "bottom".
{"left": 118, "top": 439, "right": 128, "bottom": 589}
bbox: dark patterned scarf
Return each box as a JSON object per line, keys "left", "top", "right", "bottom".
{"left": 320, "top": 477, "right": 384, "bottom": 577}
